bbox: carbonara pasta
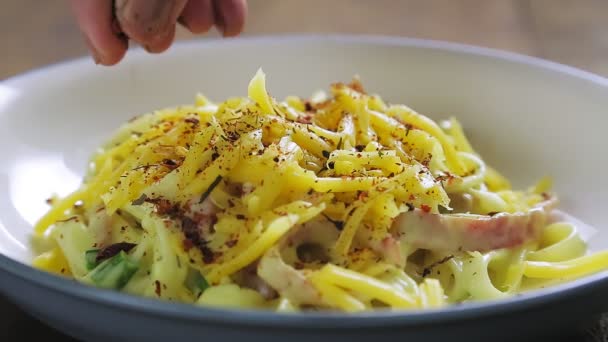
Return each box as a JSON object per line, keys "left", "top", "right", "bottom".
{"left": 32, "top": 69, "right": 608, "bottom": 312}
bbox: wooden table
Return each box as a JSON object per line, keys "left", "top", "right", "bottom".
{"left": 2, "top": 1, "right": 608, "bottom": 341}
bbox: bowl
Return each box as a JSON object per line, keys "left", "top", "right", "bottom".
{"left": 1, "top": 35, "right": 608, "bottom": 342}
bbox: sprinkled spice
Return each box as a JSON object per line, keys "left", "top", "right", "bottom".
{"left": 304, "top": 101, "right": 313, "bottom": 112}
{"left": 146, "top": 196, "right": 218, "bottom": 264}
{"left": 154, "top": 280, "right": 162, "bottom": 296}
{"left": 421, "top": 255, "right": 454, "bottom": 277}
{"left": 211, "top": 151, "right": 220, "bottom": 161}
{"left": 184, "top": 117, "right": 199, "bottom": 125}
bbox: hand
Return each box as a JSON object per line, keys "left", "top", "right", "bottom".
{"left": 70, "top": 0, "right": 247, "bottom": 65}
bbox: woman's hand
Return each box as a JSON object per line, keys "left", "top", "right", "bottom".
{"left": 70, "top": 0, "right": 247, "bottom": 65}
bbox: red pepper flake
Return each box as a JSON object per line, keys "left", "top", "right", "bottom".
{"left": 146, "top": 198, "right": 180, "bottom": 217}
{"left": 421, "top": 204, "right": 431, "bottom": 213}
{"left": 96, "top": 242, "right": 137, "bottom": 262}
{"left": 184, "top": 117, "right": 199, "bottom": 125}
{"left": 200, "top": 247, "right": 218, "bottom": 263}
{"left": 183, "top": 239, "right": 194, "bottom": 251}
{"left": 347, "top": 78, "right": 366, "bottom": 94}
{"left": 154, "top": 280, "right": 162, "bottom": 296}
{"left": 304, "top": 101, "right": 313, "bottom": 112}
{"left": 357, "top": 191, "right": 368, "bottom": 201}
{"left": 226, "top": 131, "right": 240, "bottom": 142}
{"left": 163, "top": 159, "right": 178, "bottom": 167}
{"left": 297, "top": 115, "right": 313, "bottom": 124}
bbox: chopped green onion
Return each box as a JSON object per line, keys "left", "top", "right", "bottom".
{"left": 85, "top": 249, "right": 100, "bottom": 270}
{"left": 89, "top": 251, "right": 138, "bottom": 290}
{"left": 185, "top": 268, "right": 209, "bottom": 297}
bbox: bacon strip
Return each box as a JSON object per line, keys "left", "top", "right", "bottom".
{"left": 393, "top": 198, "right": 557, "bottom": 253}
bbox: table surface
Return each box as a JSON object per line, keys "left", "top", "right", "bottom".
{"left": 2, "top": 0, "right": 608, "bottom": 341}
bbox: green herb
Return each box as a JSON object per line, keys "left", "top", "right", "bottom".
{"left": 185, "top": 268, "right": 209, "bottom": 297}
{"left": 89, "top": 251, "right": 139, "bottom": 290}
{"left": 85, "top": 249, "right": 100, "bottom": 270}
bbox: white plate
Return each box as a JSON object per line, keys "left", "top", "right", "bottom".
{"left": 1, "top": 35, "right": 608, "bottom": 342}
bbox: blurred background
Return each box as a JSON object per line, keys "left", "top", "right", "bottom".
{"left": 3, "top": 0, "right": 608, "bottom": 80}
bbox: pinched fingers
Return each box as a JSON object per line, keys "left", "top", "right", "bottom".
{"left": 114, "top": 0, "right": 188, "bottom": 53}
{"left": 69, "top": 0, "right": 128, "bottom": 66}
{"left": 71, "top": 0, "right": 248, "bottom": 64}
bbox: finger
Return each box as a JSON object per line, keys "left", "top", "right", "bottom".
{"left": 180, "top": 0, "right": 215, "bottom": 34}
{"left": 69, "top": 0, "right": 128, "bottom": 65}
{"left": 144, "top": 25, "right": 176, "bottom": 53}
{"left": 212, "top": 0, "right": 247, "bottom": 37}
{"left": 114, "top": 0, "right": 187, "bottom": 48}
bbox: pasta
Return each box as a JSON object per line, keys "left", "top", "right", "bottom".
{"left": 32, "top": 69, "right": 608, "bottom": 312}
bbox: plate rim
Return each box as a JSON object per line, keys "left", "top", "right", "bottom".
{"left": 2, "top": 33, "right": 608, "bottom": 328}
